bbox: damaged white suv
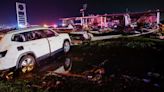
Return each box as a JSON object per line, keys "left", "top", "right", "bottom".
{"left": 0, "top": 26, "right": 71, "bottom": 73}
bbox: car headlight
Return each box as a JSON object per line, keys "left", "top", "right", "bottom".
{"left": 0, "top": 50, "right": 7, "bottom": 58}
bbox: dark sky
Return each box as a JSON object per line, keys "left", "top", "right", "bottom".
{"left": 0, "top": 0, "right": 163, "bottom": 25}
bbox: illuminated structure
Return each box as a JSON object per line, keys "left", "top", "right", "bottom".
{"left": 60, "top": 10, "right": 161, "bottom": 31}
{"left": 16, "top": 2, "right": 28, "bottom": 28}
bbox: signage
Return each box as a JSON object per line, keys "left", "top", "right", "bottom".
{"left": 16, "top": 2, "right": 27, "bottom": 28}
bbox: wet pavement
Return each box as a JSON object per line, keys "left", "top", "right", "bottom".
{"left": 0, "top": 37, "right": 164, "bottom": 92}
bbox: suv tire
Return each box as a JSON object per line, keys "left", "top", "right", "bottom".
{"left": 63, "top": 40, "right": 70, "bottom": 53}
{"left": 18, "top": 55, "right": 36, "bottom": 73}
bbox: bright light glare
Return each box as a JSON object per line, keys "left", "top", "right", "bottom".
{"left": 62, "top": 23, "right": 66, "bottom": 27}
{"left": 53, "top": 24, "right": 58, "bottom": 28}
{"left": 43, "top": 24, "right": 48, "bottom": 27}
{"left": 18, "top": 24, "right": 26, "bottom": 28}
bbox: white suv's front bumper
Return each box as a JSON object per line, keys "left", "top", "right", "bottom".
{"left": 0, "top": 57, "right": 16, "bottom": 70}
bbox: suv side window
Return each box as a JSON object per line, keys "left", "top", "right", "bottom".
{"left": 25, "top": 30, "right": 46, "bottom": 41}
{"left": 31, "top": 30, "right": 46, "bottom": 40}
{"left": 12, "top": 30, "right": 46, "bottom": 42}
{"left": 12, "top": 34, "right": 26, "bottom": 42}
{"left": 43, "top": 30, "right": 56, "bottom": 37}
{"left": 24, "top": 31, "right": 35, "bottom": 41}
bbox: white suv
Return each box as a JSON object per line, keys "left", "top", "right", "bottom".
{"left": 0, "top": 26, "right": 71, "bottom": 73}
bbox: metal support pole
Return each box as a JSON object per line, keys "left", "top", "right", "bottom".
{"left": 157, "top": 10, "right": 160, "bottom": 24}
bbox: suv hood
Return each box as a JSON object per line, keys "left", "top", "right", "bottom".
{"left": 59, "top": 33, "right": 69, "bottom": 37}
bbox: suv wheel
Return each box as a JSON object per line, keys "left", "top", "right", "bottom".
{"left": 63, "top": 41, "right": 70, "bottom": 53}
{"left": 64, "top": 57, "right": 72, "bottom": 71}
{"left": 18, "top": 55, "right": 36, "bottom": 73}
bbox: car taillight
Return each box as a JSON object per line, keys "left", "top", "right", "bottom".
{"left": 0, "top": 50, "right": 7, "bottom": 58}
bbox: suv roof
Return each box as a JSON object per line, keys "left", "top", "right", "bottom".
{"left": 7, "top": 26, "right": 49, "bottom": 34}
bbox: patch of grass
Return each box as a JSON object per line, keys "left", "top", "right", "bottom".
{"left": 0, "top": 80, "right": 30, "bottom": 92}
{"left": 78, "top": 37, "right": 164, "bottom": 50}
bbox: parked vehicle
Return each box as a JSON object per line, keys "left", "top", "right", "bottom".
{"left": 51, "top": 28, "right": 92, "bottom": 45}
{"left": 69, "top": 31, "right": 92, "bottom": 45}
{"left": 0, "top": 26, "right": 71, "bottom": 73}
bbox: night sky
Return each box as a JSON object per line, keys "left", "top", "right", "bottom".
{"left": 0, "top": 0, "right": 163, "bottom": 25}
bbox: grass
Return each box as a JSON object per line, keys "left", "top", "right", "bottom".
{"left": 0, "top": 80, "right": 31, "bottom": 92}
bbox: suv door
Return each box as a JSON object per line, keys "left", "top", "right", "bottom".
{"left": 43, "top": 29, "right": 63, "bottom": 56}
{"left": 14, "top": 30, "right": 50, "bottom": 60}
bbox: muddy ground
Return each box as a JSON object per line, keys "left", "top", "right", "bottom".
{"left": 0, "top": 37, "right": 164, "bottom": 92}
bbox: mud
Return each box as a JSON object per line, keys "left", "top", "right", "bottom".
{"left": 0, "top": 37, "right": 164, "bottom": 92}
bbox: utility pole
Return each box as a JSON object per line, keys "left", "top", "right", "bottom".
{"left": 157, "top": 9, "right": 160, "bottom": 24}
{"left": 80, "top": 4, "right": 87, "bottom": 17}
{"left": 80, "top": 4, "right": 87, "bottom": 26}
